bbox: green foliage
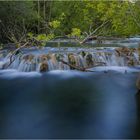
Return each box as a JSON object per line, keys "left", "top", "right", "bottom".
{"left": 0, "top": 1, "right": 38, "bottom": 43}
{"left": 0, "top": 43, "right": 4, "bottom": 49}
{"left": 71, "top": 28, "right": 81, "bottom": 37}
{"left": 49, "top": 20, "right": 61, "bottom": 29}
{"left": 0, "top": 0, "right": 140, "bottom": 44}
{"left": 27, "top": 32, "right": 34, "bottom": 38}
{"left": 51, "top": 0, "right": 140, "bottom": 37}
{"left": 27, "top": 33, "right": 54, "bottom": 47}
{"left": 36, "top": 34, "right": 48, "bottom": 41}
{"left": 35, "top": 33, "right": 54, "bottom": 45}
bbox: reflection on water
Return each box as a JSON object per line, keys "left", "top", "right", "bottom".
{"left": 0, "top": 70, "right": 139, "bottom": 138}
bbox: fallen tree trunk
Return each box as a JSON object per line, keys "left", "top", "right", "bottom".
{"left": 59, "top": 59, "right": 88, "bottom": 71}
{"left": 59, "top": 59, "right": 106, "bottom": 72}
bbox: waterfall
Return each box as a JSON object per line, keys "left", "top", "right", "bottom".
{"left": 0, "top": 47, "right": 139, "bottom": 72}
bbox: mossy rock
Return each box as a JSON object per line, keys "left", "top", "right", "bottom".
{"left": 39, "top": 62, "right": 48, "bottom": 72}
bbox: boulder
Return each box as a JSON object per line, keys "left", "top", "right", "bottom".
{"left": 68, "top": 54, "right": 76, "bottom": 69}
{"left": 85, "top": 53, "right": 94, "bottom": 67}
{"left": 39, "top": 62, "right": 48, "bottom": 73}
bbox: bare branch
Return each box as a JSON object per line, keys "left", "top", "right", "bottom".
{"left": 80, "top": 20, "right": 110, "bottom": 44}
{"left": 59, "top": 59, "right": 106, "bottom": 72}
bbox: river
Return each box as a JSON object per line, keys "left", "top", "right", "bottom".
{"left": 0, "top": 38, "right": 140, "bottom": 138}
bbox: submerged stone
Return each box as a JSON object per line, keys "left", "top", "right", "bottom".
{"left": 80, "top": 51, "right": 86, "bottom": 58}
{"left": 128, "top": 58, "right": 135, "bottom": 66}
{"left": 85, "top": 53, "right": 94, "bottom": 67}
{"left": 39, "top": 54, "right": 48, "bottom": 62}
{"left": 68, "top": 54, "right": 77, "bottom": 69}
{"left": 50, "top": 54, "right": 57, "bottom": 65}
{"left": 22, "top": 54, "right": 34, "bottom": 61}
{"left": 39, "top": 62, "right": 48, "bottom": 73}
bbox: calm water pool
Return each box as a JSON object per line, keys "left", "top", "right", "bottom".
{"left": 0, "top": 69, "right": 139, "bottom": 138}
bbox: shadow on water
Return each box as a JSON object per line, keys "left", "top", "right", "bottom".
{"left": 0, "top": 70, "right": 139, "bottom": 138}
{"left": 135, "top": 91, "right": 140, "bottom": 138}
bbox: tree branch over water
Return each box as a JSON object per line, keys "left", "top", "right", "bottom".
{"left": 59, "top": 59, "right": 106, "bottom": 72}
{"left": 80, "top": 20, "right": 110, "bottom": 44}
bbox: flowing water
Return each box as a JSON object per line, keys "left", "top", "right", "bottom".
{"left": 0, "top": 47, "right": 140, "bottom": 72}
{"left": 0, "top": 39, "right": 140, "bottom": 138}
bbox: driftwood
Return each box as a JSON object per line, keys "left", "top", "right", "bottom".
{"left": 59, "top": 59, "right": 106, "bottom": 72}
{"left": 5, "top": 42, "right": 29, "bottom": 69}
{"left": 60, "top": 59, "right": 94, "bottom": 72}
{"left": 10, "top": 41, "right": 28, "bottom": 58}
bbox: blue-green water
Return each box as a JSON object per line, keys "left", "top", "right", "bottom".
{"left": 0, "top": 70, "right": 139, "bottom": 138}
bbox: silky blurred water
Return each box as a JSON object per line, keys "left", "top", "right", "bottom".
{"left": 0, "top": 37, "right": 140, "bottom": 138}
{"left": 0, "top": 69, "right": 139, "bottom": 138}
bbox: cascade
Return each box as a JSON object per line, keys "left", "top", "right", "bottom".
{"left": 0, "top": 47, "right": 139, "bottom": 72}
